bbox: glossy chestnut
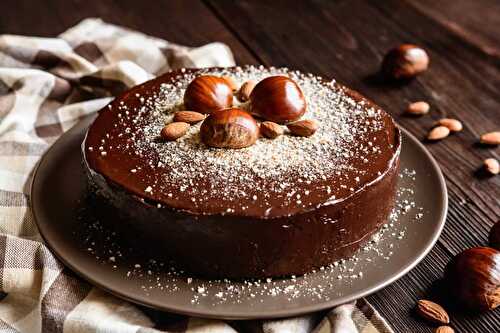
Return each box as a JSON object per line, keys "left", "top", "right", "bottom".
{"left": 381, "top": 44, "right": 429, "bottom": 80}
{"left": 183, "top": 75, "right": 233, "bottom": 114}
{"left": 221, "top": 75, "right": 238, "bottom": 91}
{"left": 200, "top": 108, "right": 259, "bottom": 149}
{"left": 249, "top": 76, "right": 306, "bottom": 124}
{"left": 445, "top": 247, "right": 500, "bottom": 312}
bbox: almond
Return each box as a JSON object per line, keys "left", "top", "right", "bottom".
{"left": 221, "top": 76, "right": 238, "bottom": 91}
{"left": 427, "top": 126, "right": 450, "bottom": 141}
{"left": 160, "top": 122, "right": 190, "bottom": 141}
{"left": 435, "top": 326, "right": 454, "bottom": 333}
{"left": 416, "top": 300, "right": 450, "bottom": 325}
{"left": 484, "top": 158, "right": 499, "bottom": 175}
{"left": 237, "top": 80, "right": 256, "bottom": 102}
{"left": 406, "top": 101, "right": 430, "bottom": 116}
{"left": 480, "top": 131, "right": 500, "bottom": 145}
{"left": 173, "top": 111, "right": 206, "bottom": 124}
{"left": 437, "top": 118, "right": 463, "bottom": 132}
{"left": 261, "top": 121, "right": 284, "bottom": 139}
{"left": 287, "top": 119, "right": 319, "bottom": 137}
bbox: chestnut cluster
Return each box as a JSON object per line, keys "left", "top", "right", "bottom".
{"left": 180, "top": 74, "right": 315, "bottom": 149}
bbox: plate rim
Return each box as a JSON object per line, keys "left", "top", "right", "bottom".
{"left": 31, "top": 117, "right": 448, "bottom": 319}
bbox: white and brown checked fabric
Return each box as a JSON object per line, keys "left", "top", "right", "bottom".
{"left": 0, "top": 18, "right": 394, "bottom": 333}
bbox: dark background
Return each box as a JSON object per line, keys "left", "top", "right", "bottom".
{"left": 3, "top": 1, "right": 500, "bottom": 332}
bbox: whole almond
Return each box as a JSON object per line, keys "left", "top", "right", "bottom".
{"left": 484, "top": 158, "right": 499, "bottom": 175}
{"left": 407, "top": 101, "right": 430, "bottom": 116}
{"left": 437, "top": 118, "right": 463, "bottom": 132}
{"left": 427, "top": 126, "right": 450, "bottom": 141}
{"left": 221, "top": 76, "right": 238, "bottom": 91}
{"left": 173, "top": 111, "right": 206, "bottom": 124}
{"left": 160, "top": 122, "right": 190, "bottom": 141}
{"left": 287, "top": 119, "right": 319, "bottom": 137}
{"left": 237, "top": 80, "right": 256, "bottom": 102}
{"left": 480, "top": 131, "right": 500, "bottom": 145}
{"left": 416, "top": 300, "right": 450, "bottom": 325}
{"left": 435, "top": 326, "right": 454, "bottom": 333}
{"left": 261, "top": 121, "right": 284, "bottom": 139}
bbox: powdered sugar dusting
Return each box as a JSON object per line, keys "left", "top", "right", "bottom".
{"left": 90, "top": 66, "right": 396, "bottom": 215}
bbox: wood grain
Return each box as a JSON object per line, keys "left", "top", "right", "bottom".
{"left": 410, "top": 0, "right": 500, "bottom": 58}
{"left": 1, "top": 0, "right": 499, "bottom": 332}
{"left": 203, "top": 1, "right": 500, "bottom": 331}
{"left": 0, "top": 0, "right": 259, "bottom": 65}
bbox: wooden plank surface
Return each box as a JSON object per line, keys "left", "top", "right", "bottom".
{"left": 205, "top": 2, "right": 500, "bottom": 331}
{"left": 2, "top": 0, "right": 499, "bottom": 332}
{"left": 1, "top": 0, "right": 258, "bottom": 65}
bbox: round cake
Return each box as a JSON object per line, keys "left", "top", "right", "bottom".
{"left": 83, "top": 66, "right": 401, "bottom": 279}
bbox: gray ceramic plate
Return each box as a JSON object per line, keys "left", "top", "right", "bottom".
{"left": 31, "top": 115, "right": 447, "bottom": 320}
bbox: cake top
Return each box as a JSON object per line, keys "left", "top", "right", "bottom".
{"left": 84, "top": 66, "right": 400, "bottom": 218}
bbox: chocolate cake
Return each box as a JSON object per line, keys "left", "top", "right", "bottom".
{"left": 83, "top": 66, "right": 401, "bottom": 279}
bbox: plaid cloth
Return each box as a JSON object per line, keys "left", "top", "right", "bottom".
{"left": 0, "top": 18, "right": 394, "bottom": 333}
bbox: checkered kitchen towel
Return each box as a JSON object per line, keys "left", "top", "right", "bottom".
{"left": 0, "top": 18, "right": 394, "bottom": 333}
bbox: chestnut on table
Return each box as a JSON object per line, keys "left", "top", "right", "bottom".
{"left": 445, "top": 247, "right": 500, "bottom": 312}
{"left": 381, "top": 44, "right": 429, "bottom": 80}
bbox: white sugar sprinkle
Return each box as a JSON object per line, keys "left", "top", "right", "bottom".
{"left": 95, "top": 66, "right": 394, "bottom": 214}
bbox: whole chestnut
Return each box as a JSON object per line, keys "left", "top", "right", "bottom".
{"left": 200, "top": 108, "right": 259, "bottom": 149}
{"left": 184, "top": 75, "right": 233, "bottom": 114}
{"left": 445, "top": 247, "right": 500, "bottom": 312}
{"left": 489, "top": 221, "right": 500, "bottom": 250}
{"left": 249, "top": 76, "right": 306, "bottom": 124}
{"left": 381, "top": 44, "right": 429, "bottom": 80}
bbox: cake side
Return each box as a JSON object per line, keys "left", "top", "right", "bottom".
{"left": 83, "top": 148, "right": 399, "bottom": 278}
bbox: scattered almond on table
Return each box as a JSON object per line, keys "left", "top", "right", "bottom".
{"left": 483, "top": 158, "right": 499, "bottom": 175}
{"left": 480, "top": 131, "right": 500, "bottom": 145}
{"left": 437, "top": 118, "right": 463, "bottom": 132}
{"left": 427, "top": 126, "right": 450, "bottom": 141}
{"left": 406, "top": 101, "right": 430, "bottom": 116}
{"left": 416, "top": 300, "right": 450, "bottom": 325}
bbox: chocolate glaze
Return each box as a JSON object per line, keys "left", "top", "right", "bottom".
{"left": 83, "top": 67, "right": 401, "bottom": 278}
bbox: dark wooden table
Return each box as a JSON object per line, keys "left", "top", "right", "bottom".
{"left": 3, "top": 1, "right": 499, "bottom": 332}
